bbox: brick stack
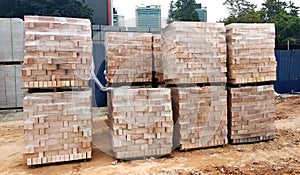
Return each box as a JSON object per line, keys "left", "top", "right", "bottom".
{"left": 226, "top": 23, "right": 277, "bottom": 84}
{"left": 228, "top": 85, "right": 276, "bottom": 143}
{"left": 226, "top": 23, "right": 277, "bottom": 144}
{"left": 161, "top": 22, "right": 228, "bottom": 150}
{"left": 171, "top": 86, "right": 227, "bottom": 150}
{"left": 108, "top": 88, "right": 173, "bottom": 159}
{"left": 105, "top": 32, "right": 153, "bottom": 84}
{"left": 23, "top": 90, "right": 92, "bottom": 165}
{"left": 22, "top": 16, "right": 92, "bottom": 88}
{"left": 23, "top": 16, "right": 93, "bottom": 166}
{"left": 162, "top": 22, "right": 227, "bottom": 85}
{"left": 153, "top": 34, "right": 164, "bottom": 83}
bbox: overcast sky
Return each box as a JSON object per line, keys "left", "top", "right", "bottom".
{"left": 113, "top": 0, "right": 300, "bottom": 27}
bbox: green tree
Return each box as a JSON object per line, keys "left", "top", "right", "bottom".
{"left": 221, "top": 0, "right": 262, "bottom": 24}
{"left": 222, "top": 0, "right": 300, "bottom": 48}
{"left": 0, "top": 0, "right": 93, "bottom": 20}
{"left": 167, "top": 0, "right": 200, "bottom": 24}
{"left": 261, "top": 0, "right": 300, "bottom": 47}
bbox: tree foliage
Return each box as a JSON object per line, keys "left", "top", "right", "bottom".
{"left": 167, "top": 0, "right": 200, "bottom": 24}
{"left": 0, "top": 0, "right": 94, "bottom": 20}
{"left": 221, "top": 0, "right": 300, "bottom": 49}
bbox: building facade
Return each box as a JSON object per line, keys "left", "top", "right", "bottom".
{"left": 195, "top": 3, "right": 207, "bottom": 22}
{"left": 113, "top": 8, "right": 125, "bottom": 26}
{"left": 136, "top": 5, "right": 161, "bottom": 28}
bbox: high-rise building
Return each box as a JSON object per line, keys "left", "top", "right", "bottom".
{"left": 136, "top": 5, "right": 161, "bottom": 28}
{"left": 113, "top": 7, "right": 125, "bottom": 26}
{"left": 195, "top": 3, "right": 207, "bottom": 22}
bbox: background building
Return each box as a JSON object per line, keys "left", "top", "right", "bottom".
{"left": 136, "top": 5, "right": 161, "bottom": 28}
{"left": 113, "top": 8, "right": 125, "bottom": 26}
{"left": 195, "top": 3, "right": 207, "bottom": 22}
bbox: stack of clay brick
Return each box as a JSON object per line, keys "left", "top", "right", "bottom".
{"left": 162, "top": 22, "right": 228, "bottom": 150}
{"left": 162, "top": 22, "right": 227, "bottom": 85}
{"left": 228, "top": 85, "right": 275, "bottom": 143}
{"left": 23, "top": 16, "right": 93, "bottom": 166}
{"left": 171, "top": 86, "right": 227, "bottom": 150}
{"left": 105, "top": 32, "right": 153, "bottom": 84}
{"left": 106, "top": 32, "right": 173, "bottom": 159}
{"left": 226, "top": 23, "right": 276, "bottom": 144}
{"left": 23, "top": 90, "right": 92, "bottom": 165}
{"left": 153, "top": 34, "right": 164, "bottom": 83}
{"left": 226, "top": 23, "right": 277, "bottom": 84}
{"left": 107, "top": 88, "right": 173, "bottom": 159}
{"left": 22, "top": 16, "right": 92, "bottom": 88}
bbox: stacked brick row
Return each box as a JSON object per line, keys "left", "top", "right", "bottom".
{"left": 226, "top": 23, "right": 277, "bottom": 84}
{"left": 161, "top": 22, "right": 228, "bottom": 150}
{"left": 226, "top": 23, "right": 277, "bottom": 144}
{"left": 105, "top": 32, "right": 153, "bottom": 84}
{"left": 162, "top": 22, "right": 227, "bottom": 85}
{"left": 23, "top": 90, "right": 92, "bottom": 165}
{"left": 22, "top": 16, "right": 92, "bottom": 88}
{"left": 171, "top": 86, "right": 228, "bottom": 150}
{"left": 228, "top": 85, "right": 276, "bottom": 143}
{"left": 107, "top": 88, "right": 173, "bottom": 159}
{"left": 153, "top": 34, "right": 164, "bottom": 83}
{"left": 23, "top": 16, "right": 93, "bottom": 166}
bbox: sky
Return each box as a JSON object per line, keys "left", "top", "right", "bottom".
{"left": 113, "top": 0, "right": 300, "bottom": 27}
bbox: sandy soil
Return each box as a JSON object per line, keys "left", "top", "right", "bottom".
{"left": 0, "top": 96, "right": 299, "bottom": 175}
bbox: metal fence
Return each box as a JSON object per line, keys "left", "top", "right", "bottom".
{"left": 274, "top": 50, "right": 300, "bottom": 93}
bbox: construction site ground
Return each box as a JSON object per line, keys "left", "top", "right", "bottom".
{"left": 0, "top": 95, "right": 299, "bottom": 175}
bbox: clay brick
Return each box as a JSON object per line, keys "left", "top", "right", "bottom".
{"left": 228, "top": 85, "right": 276, "bottom": 143}
{"left": 226, "top": 24, "right": 277, "bottom": 84}
{"left": 23, "top": 89, "right": 92, "bottom": 165}
{"left": 23, "top": 16, "right": 92, "bottom": 88}
{"left": 108, "top": 88, "right": 173, "bottom": 159}
{"left": 162, "top": 22, "right": 227, "bottom": 85}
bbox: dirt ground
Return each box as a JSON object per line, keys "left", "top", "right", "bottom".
{"left": 0, "top": 96, "right": 299, "bottom": 175}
